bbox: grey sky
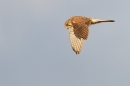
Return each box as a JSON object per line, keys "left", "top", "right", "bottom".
{"left": 0, "top": 0, "right": 130, "bottom": 86}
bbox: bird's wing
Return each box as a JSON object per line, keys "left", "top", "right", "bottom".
{"left": 71, "top": 18, "right": 90, "bottom": 40}
{"left": 68, "top": 27, "right": 84, "bottom": 54}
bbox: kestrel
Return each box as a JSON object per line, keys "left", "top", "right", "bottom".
{"left": 64, "top": 16, "right": 115, "bottom": 54}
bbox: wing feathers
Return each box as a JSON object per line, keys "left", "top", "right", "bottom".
{"left": 72, "top": 20, "right": 90, "bottom": 40}
{"left": 69, "top": 27, "right": 84, "bottom": 54}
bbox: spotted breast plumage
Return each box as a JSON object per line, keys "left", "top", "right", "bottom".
{"left": 64, "top": 16, "right": 115, "bottom": 54}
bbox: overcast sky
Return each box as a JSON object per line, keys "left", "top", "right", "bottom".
{"left": 0, "top": 0, "right": 130, "bottom": 86}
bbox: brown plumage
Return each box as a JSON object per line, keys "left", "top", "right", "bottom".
{"left": 64, "top": 16, "right": 115, "bottom": 54}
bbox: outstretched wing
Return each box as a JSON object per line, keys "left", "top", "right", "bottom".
{"left": 68, "top": 27, "right": 84, "bottom": 54}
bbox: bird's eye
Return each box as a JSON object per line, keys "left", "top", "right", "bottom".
{"left": 66, "top": 24, "right": 71, "bottom": 26}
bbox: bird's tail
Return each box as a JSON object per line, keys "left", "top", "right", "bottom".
{"left": 91, "top": 18, "right": 115, "bottom": 24}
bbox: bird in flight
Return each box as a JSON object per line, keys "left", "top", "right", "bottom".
{"left": 64, "top": 16, "right": 115, "bottom": 54}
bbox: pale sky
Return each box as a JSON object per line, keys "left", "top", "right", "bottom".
{"left": 0, "top": 0, "right": 130, "bottom": 86}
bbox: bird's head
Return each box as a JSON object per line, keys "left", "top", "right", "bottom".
{"left": 64, "top": 19, "right": 72, "bottom": 29}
